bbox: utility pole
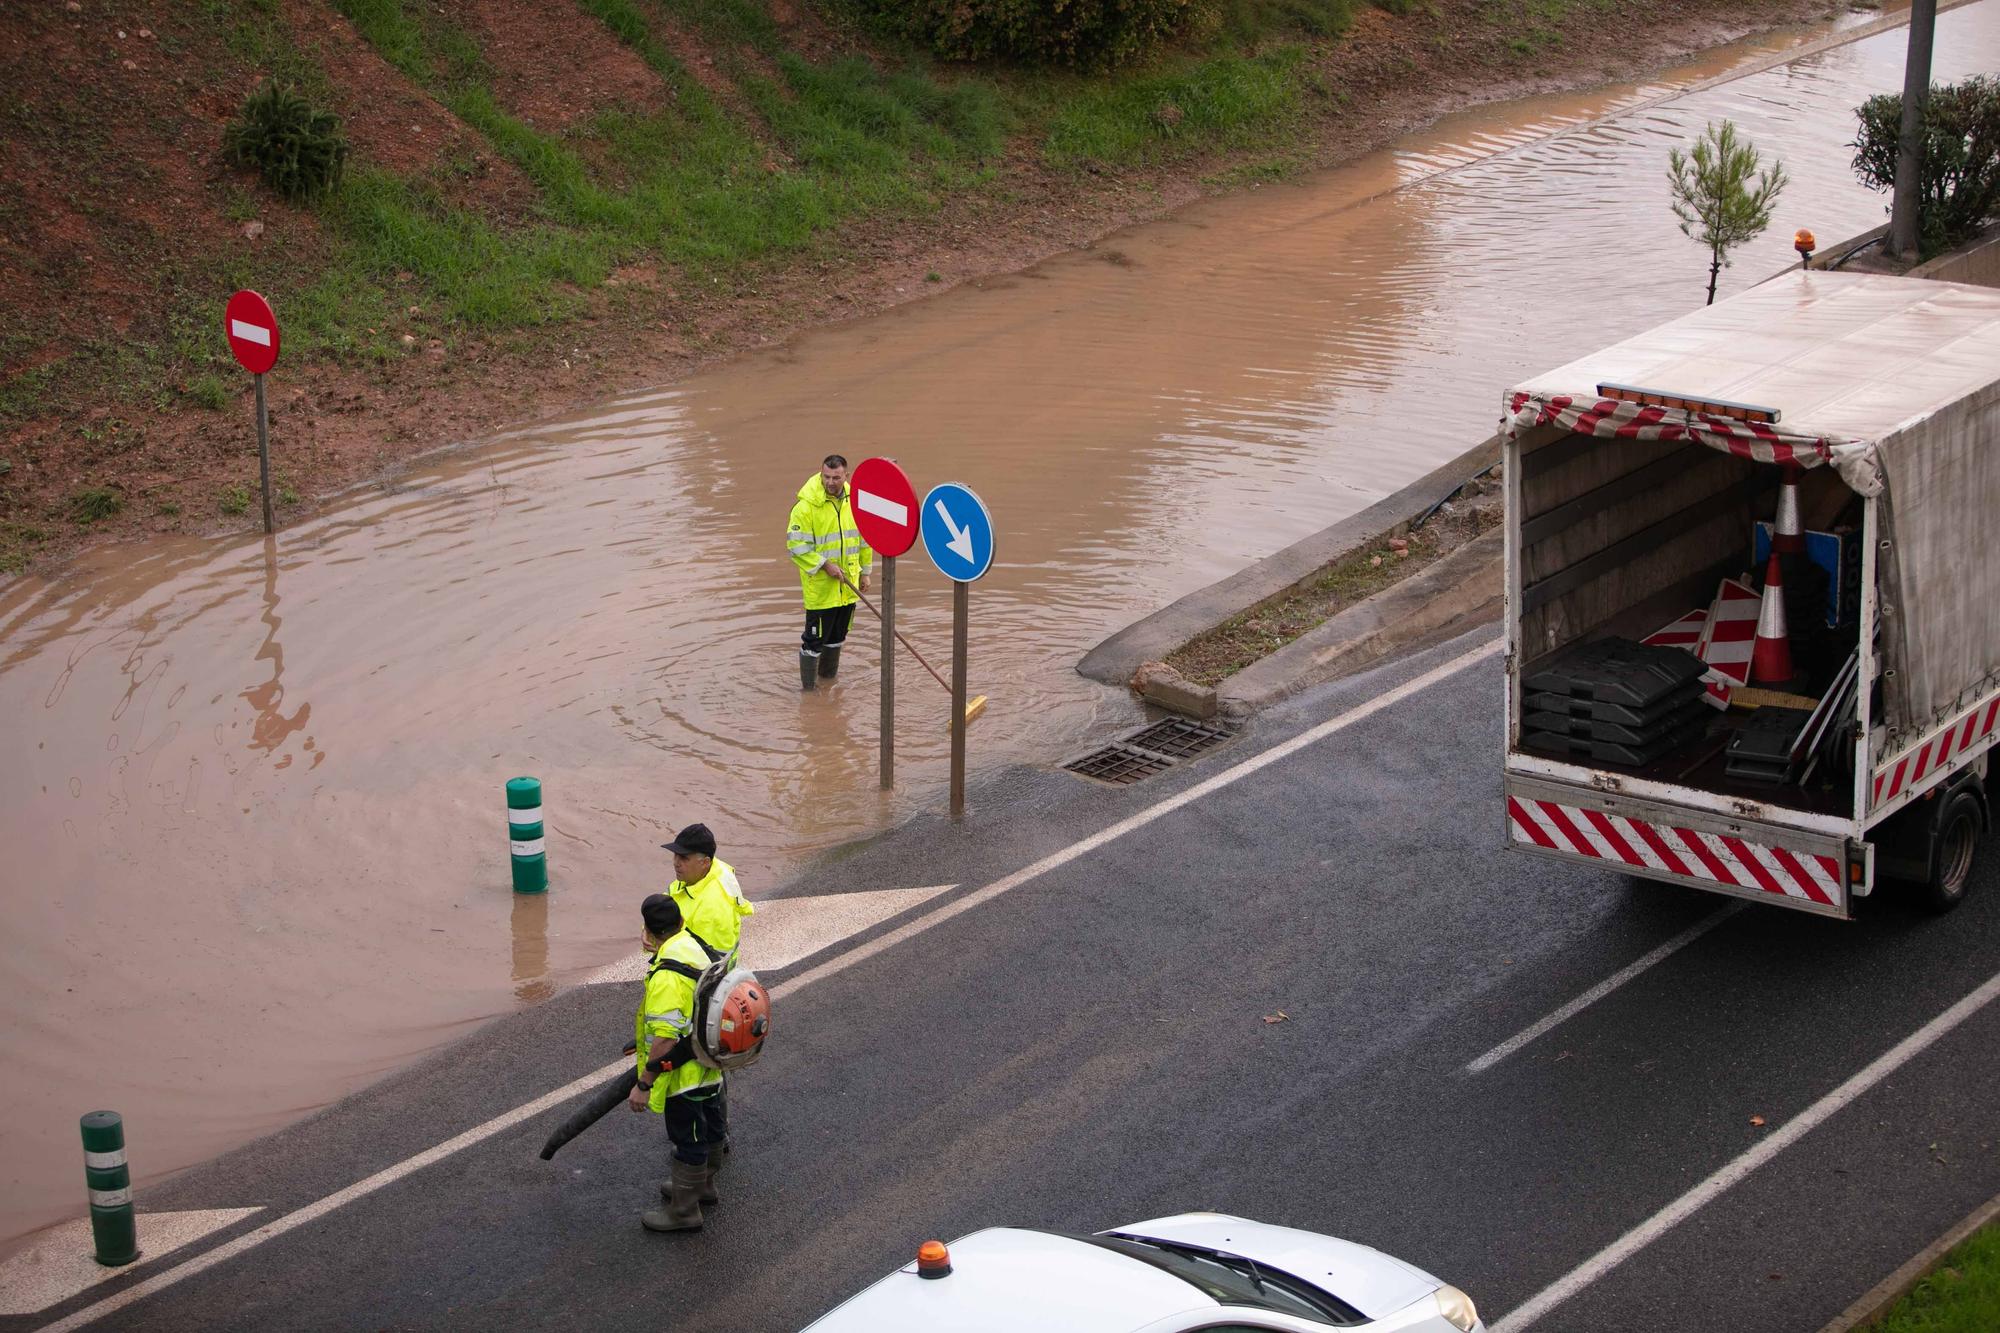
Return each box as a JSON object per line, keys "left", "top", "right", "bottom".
{"left": 1886, "top": 0, "right": 1937, "bottom": 260}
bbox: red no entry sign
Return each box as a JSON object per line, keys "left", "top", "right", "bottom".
{"left": 851, "top": 456, "right": 919, "bottom": 557}
{"left": 225, "top": 289, "right": 280, "bottom": 376}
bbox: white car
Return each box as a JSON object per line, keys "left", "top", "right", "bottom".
{"left": 798, "top": 1212, "right": 1484, "bottom": 1333}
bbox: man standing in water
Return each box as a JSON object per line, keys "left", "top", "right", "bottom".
{"left": 785, "top": 453, "right": 871, "bottom": 691}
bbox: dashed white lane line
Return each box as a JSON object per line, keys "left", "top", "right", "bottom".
{"left": 1489, "top": 966, "right": 2000, "bottom": 1333}
{"left": 1464, "top": 903, "right": 1743, "bottom": 1075}
{"left": 42, "top": 636, "right": 1502, "bottom": 1331}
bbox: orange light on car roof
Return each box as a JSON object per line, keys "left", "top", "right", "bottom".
{"left": 917, "top": 1240, "right": 952, "bottom": 1279}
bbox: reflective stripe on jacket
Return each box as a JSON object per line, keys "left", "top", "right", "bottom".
{"left": 670, "top": 858, "right": 754, "bottom": 960}
{"left": 786, "top": 474, "right": 872, "bottom": 611}
{"left": 637, "top": 931, "right": 726, "bottom": 1110}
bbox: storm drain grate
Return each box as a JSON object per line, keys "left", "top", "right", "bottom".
{"left": 1063, "top": 746, "right": 1174, "bottom": 786}
{"left": 1062, "top": 718, "right": 1236, "bottom": 786}
{"left": 1122, "top": 717, "right": 1235, "bottom": 760}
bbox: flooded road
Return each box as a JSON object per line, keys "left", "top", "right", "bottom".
{"left": 6, "top": 2, "right": 1999, "bottom": 1248}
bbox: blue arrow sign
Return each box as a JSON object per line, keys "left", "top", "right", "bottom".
{"left": 919, "top": 482, "right": 995, "bottom": 583}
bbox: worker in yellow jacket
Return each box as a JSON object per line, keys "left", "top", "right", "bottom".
{"left": 660, "top": 822, "right": 753, "bottom": 960}
{"left": 786, "top": 453, "right": 872, "bottom": 691}
{"left": 628, "top": 892, "right": 727, "bottom": 1233}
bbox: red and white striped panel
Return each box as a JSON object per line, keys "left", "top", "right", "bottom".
{"left": 1645, "top": 605, "right": 1731, "bottom": 710}
{"left": 1872, "top": 691, "right": 2000, "bottom": 810}
{"left": 1694, "top": 577, "right": 1759, "bottom": 707}
{"left": 1508, "top": 795, "right": 1842, "bottom": 906}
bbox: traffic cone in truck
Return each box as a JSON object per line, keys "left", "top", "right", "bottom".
{"left": 1749, "top": 550, "right": 1794, "bottom": 685}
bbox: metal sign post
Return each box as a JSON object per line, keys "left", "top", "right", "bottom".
{"left": 951, "top": 579, "right": 968, "bottom": 821}
{"left": 880, "top": 554, "right": 896, "bottom": 790}
{"left": 919, "top": 482, "right": 995, "bottom": 824}
{"left": 254, "top": 372, "right": 273, "bottom": 534}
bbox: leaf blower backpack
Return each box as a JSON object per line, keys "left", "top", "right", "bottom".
{"left": 656, "top": 946, "right": 770, "bottom": 1072}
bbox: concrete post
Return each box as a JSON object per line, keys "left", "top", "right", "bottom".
{"left": 507, "top": 776, "right": 548, "bottom": 894}
{"left": 80, "top": 1111, "right": 138, "bottom": 1267}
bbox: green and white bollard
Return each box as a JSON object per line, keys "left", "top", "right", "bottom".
{"left": 80, "top": 1110, "right": 138, "bottom": 1267}
{"left": 507, "top": 776, "right": 548, "bottom": 894}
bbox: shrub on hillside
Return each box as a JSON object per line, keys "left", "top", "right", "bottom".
{"left": 225, "top": 83, "right": 350, "bottom": 201}
{"left": 1851, "top": 75, "right": 2000, "bottom": 257}
{"left": 863, "top": 0, "right": 1204, "bottom": 70}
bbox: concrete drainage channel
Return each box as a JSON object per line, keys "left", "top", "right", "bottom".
{"left": 1062, "top": 717, "right": 1237, "bottom": 786}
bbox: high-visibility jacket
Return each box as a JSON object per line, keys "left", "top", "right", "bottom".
{"left": 637, "top": 930, "right": 726, "bottom": 1111}
{"left": 786, "top": 474, "right": 872, "bottom": 611}
{"left": 670, "top": 858, "right": 754, "bottom": 960}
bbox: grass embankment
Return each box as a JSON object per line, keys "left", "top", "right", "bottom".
{"left": 1862, "top": 1221, "right": 2000, "bottom": 1333}
{"left": 0, "top": 0, "right": 1355, "bottom": 571}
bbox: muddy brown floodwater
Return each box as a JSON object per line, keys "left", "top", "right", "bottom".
{"left": 5, "top": 1, "right": 1998, "bottom": 1251}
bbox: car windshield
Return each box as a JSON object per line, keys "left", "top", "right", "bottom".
{"left": 1061, "top": 1233, "right": 1365, "bottom": 1325}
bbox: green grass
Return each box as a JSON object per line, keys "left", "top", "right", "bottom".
{"left": 219, "top": 485, "right": 251, "bottom": 516}
{"left": 1863, "top": 1222, "right": 2000, "bottom": 1333}
{"left": 187, "top": 374, "right": 231, "bottom": 410}
{"left": 1044, "top": 48, "right": 1309, "bottom": 167}
{"left": 67, "top": 487, "right": 123, "bottom": 526}
{"left": 2, "top": 0, "right": 1360, "bottom": 453}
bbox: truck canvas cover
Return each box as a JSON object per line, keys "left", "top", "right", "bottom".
{"left": 1504, "top": 270, "right": 2000, "bottom": 748}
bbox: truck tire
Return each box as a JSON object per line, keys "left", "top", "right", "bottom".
{"left": 1918, "top": 790, "right": 1985, "bottom": 914}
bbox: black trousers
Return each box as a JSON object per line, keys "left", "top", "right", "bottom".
{"left": 661, "top": 1086, "right": 727, "bottom": 1166}
{"left": 801, "top": 603, "right": 855, "bottom": 656}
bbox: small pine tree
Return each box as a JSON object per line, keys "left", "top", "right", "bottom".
{"left": 1668, "top": 120, "right": 1788, "bottom": 305}
{"left": 224, "top": 83, "right": 349, "bottom": 202}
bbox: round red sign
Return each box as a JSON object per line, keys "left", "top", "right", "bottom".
{"left": 225, "top": 289, "right": 280, "bottom": 376}
{"left": 850, "top": 457, "right": 919, "bottom": 558}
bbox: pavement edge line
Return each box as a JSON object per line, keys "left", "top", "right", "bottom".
{"left": 1489, "top": 967, "right": 2000, "bottom": 1333}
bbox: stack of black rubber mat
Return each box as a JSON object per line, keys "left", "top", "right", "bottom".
{"left": 1523, "top": 637, "right": 1712, "bottom": 766}
{"left": 1725, "top": 706, "right": 1816, "bottom": 786}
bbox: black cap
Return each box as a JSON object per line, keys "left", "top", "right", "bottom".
{"left": 660, "top": 823, "right": 717, "bottom": 858}
{"left": 641, "top": 893, "right": 682, "bottom": 938}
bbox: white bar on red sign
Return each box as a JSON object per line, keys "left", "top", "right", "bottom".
{"left": 855, "top": 489, "right": 908, "bottom": 526}
{"left": 230, "top": 319, "right": 272, "bottom": 346}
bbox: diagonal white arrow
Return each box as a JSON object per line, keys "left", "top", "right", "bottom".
{"left": 933, "top": 499, "right": 974, "bottom": 563}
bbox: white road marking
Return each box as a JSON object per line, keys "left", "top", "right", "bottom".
{"left": 581, "top": 883, "right": 958, "bottom": 984}
{"left": 0, "top": 1210, "right": 262, "bottom": 1316}
{"left": 45, "top": 636, "right": 1501, "bottom": 1329}
{"left": 854, "top": 489, "right": 907, "bottom": 526}
{"left": 1489, "top": 967, "right": 2000, "bottom": 1333}
{"left": 1465, "top": 903, "right": 1743, "bottom": 1075}
{"left": 227, "top": 319, "right": 270, "bottom": 346}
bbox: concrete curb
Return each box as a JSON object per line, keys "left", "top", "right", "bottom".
{"left": 1217, "top": 526, "right": 1503, "bottom": 717}
{"left": 1815, "top": 1189, "right": 2000, "bottom": 1333}
{"left": 1077, "top": 433, "right": 1501, "bottom": 690}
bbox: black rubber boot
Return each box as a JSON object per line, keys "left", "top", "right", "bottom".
{"left": 642, "top": 1158, "right": 705, "bottom": 1232}
{"left": 799, "top": 650, "right": 818, "bottom": 691}
{"left": 817, "top": 645, "right": 843, "bottom": 681}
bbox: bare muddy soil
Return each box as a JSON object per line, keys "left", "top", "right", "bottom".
{"left": 1167, "top": 478, "right": 1504, "bottom": 687}
{"left": 0, "top": 0, "right": 1850, "bottom": 574}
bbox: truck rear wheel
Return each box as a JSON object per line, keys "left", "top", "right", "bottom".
{"left": 1918, "top": 791, "right": 1985, "bottom": 914}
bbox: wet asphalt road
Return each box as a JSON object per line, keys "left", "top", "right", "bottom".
{"left": 18, "top": 626, "right": 1999, "bottom": 1333}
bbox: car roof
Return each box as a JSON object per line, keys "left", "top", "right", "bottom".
{"left": 798, "top": 1227, "right": 1216, "bottom": 1333}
